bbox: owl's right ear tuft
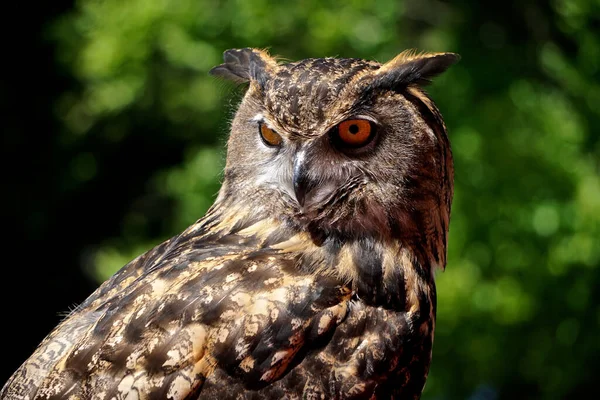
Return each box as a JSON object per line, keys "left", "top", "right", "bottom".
{"left": 209, "top": 48, "right": 278, "bottom": 88}
{"left": 369, "top": 51, "right": 460, "bottom": 91}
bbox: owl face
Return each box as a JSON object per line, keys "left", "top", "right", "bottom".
{"left": 212, "top": 49, "right": 457, "bottom": 254}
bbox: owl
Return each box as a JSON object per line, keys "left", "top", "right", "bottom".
{"left": 2, "top": 48, "right": 458, "bottom": 399}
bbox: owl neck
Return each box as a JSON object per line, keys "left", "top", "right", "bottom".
{"left": 190, "top": 199, "right": 438, "bottom": 315}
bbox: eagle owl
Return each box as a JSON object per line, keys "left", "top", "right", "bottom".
{"left": 2, "top": 48, "right": 458, "bottom": 399}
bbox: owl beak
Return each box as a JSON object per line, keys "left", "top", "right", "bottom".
{"left": 293, "top": 151, "right": 310, "bottom": 207}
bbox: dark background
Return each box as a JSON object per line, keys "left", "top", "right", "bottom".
{"left": 2, "top": 1, "right": 599, "bottom": 399}
{"left": 3, "top": 0, "right": 98, "bottom": 372}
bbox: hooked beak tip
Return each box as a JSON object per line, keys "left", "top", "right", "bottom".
{"left": 293, "top": 173, "right": 307, "bottom": 207}
{"left": 293, "top": 153, "right": 309, "bottom": 207}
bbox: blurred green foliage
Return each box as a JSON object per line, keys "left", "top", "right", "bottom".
{"left": 50, "top": 0, "right": 600, "bottom": 398}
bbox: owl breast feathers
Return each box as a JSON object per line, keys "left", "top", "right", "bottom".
{"left": 2, "top": 48, "right": 458, "bottom": 399}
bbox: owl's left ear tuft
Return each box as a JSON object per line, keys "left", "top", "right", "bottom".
{"left": 369, "top": 51, "right": 460, "bottom": 90}
{"left": 209, "top": 48, "right": 278, "bottom": 88}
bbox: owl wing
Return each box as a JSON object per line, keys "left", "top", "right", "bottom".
{"left": 1, "top": 225, "right": 352, "bottom": 399}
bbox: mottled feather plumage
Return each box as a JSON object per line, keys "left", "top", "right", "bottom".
{"left": 2, "top": 48, "right": 458, "bottom": 399}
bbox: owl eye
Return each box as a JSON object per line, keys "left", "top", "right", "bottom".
{"left": 335, "top": 119, "right": 375, "bottom": 148}
{"left": 259, "top": 123, "right": 283, "bottom": 147}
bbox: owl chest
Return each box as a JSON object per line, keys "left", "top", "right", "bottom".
{"left": 314, "top": 296, "right": 435, "bottom": 395}
{"left": 195, "top": 237, "right": 437, "bottom": 397}
{"left": 202, "top": 297, "right": 435, "bottom": 399}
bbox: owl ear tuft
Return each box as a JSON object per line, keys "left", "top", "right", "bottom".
{"left": 209, "top": 48, "right": 278, "bottom": 88}
{"left": 369, "top": 51, "right": 460, "bottom": 90}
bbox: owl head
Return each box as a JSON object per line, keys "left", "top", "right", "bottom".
{"left": 210, "top": 48, "right": 458, "bottom": 270}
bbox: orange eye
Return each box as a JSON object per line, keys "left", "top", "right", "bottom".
{"left": 336, "top": 119, "right": 374, "bottom": 147}
{"left": 259, "top": 123, "right": 282, "bottom": 147}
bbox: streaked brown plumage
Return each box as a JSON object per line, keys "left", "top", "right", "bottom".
{"left": 2, "top": 48, "right": 458, "bottom": 399}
